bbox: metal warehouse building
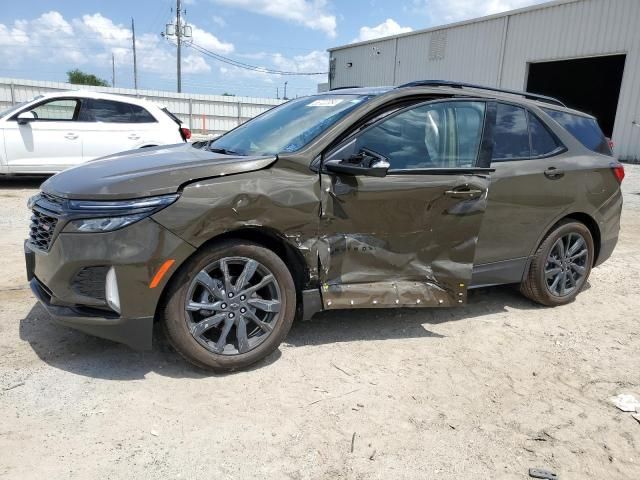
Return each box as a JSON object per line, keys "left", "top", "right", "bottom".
{"left": 328, "top": 0, "right": 640, "bottom": 161}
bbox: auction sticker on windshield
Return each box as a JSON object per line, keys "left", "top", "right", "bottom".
{"left": 307, "top": 98, "right": 344, "bottom": 107}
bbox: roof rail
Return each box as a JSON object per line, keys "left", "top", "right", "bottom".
{"left": 330, "top": 85, "right": 362, "bottom": 91}
{"left": 397, "top": 80, "right": 566, "bottom": 107}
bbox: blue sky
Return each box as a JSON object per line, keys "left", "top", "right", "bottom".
{"left": 0, "top": 0, "right": 546, "bottom": 98}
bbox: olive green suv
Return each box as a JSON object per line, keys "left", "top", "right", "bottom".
{"left": 25, "top": 81, "right": 624, "bottom": 371}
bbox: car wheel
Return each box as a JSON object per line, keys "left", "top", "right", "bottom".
{"left": 162, "top": 241, "right": 297, "bottom": 371}
{"left": 520, "top": 220, "right": 594, "bottom": 306}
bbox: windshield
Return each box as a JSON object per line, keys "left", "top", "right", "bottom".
{"left": 209, "top": 94, "right": 371, "bottom": 156}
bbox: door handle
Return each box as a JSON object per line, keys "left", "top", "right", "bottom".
{"left": 64, "top": 133, "right": 78, "bottom": 140}
{"left": 544, "top": 167, "right": 564, "bottom": 179}
{"left": 128, "top": 134, "right": 140, "bottom": 140}
{"left": 444, "top": 187, "right": 484, "bottom": 199}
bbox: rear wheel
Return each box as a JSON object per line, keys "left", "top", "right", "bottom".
{"left": 520, "top": 220, "right": 594, "bottom": 306}
{"left": 162, "top": 241, "right": 296, "bottom": 371}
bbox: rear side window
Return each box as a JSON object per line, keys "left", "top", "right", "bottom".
{"left": 492, "top": 104, "right": 530, "bottom": 160}
{"left": 79, "top": 99, "right": 156, "bottom": 123}
{"left": 528, "top": 112, "right": 563, "bottom": 157}
{"left": 543, "top": 108, "right": 612, "bottom": 156}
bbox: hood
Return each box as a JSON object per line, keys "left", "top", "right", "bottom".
{"left": 42, "top": 143, "right": 277, "bottom": 200}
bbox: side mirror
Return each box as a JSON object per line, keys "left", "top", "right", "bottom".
{"left": 325, "top": 150, "right": 390, "bottom": 178}
{"left": 17, "top": 111, "right": 37, "bottom": 125}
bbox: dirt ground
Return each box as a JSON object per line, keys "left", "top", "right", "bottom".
{"left": 0, "top": 166, "right": 639, "bottom": 480}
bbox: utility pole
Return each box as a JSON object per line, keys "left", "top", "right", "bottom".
{"left": 131, "top": 18, "right": 138, "bottom": 90}
{"left": 176, "top": 0, "right": 182, "bottom": 93}
{"left": 165, "top": 1, "right": 191, "bottom": 93}
{"left": 112, "top": 53, "right": 115, "bottom": 87}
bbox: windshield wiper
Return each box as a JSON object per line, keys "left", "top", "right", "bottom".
{"left": 207, "top": 146, "right": 244, "bottom": 156}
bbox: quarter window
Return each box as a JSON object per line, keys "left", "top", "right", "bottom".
{"left": 29, "top": 99, "right": 79, "bottom": 121}
{"left": 130, "top": 104, "right": 157, "bottom": 123}
{"left": 542, "top": 108, "right": 611, "bottom": 156}
{"left": 528, "top": 111, "right": 562, "bottom": 157}
{"left": 491, "top": 104, "right": 530, "bottom": 160}
{"left": 355, "top": 101, "right": 486, "bottom": 169}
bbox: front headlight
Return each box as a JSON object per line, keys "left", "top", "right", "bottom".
{"left": 63, "top": 194, "right": 179, "bottom": 233}
{"left": 66, "top": 214, "right": 149, "bottom": 233}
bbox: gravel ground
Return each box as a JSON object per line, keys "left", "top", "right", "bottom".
{"left": 0, "top": 166, "right": 639, "bottom": 480}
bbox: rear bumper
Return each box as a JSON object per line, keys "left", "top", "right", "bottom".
{"left": 24, "top": 218, "right": 196, "bottom": 350}
{"left": 594, "top": 188, "right": 622, "bottom": 267}
{"left": 595, "top": 234, "right": 618, "bottom": 267}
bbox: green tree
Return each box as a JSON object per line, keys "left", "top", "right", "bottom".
{"left": 222, "top": 92, "right": 236, "bottom": 96}
{"left": 66, "top": 69, "right": 110, "bottom": 87}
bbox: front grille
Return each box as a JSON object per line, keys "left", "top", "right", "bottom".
{"left": 28, "top": 209, "right": 59, "bottom": 251}
{"left": 71, "top": 266, "right": 109, "bottom": 300}
{"left": 40, "top": 193, "right": 65, "bottom": 209}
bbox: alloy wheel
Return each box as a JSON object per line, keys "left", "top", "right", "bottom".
{"left": 544, "top": 232, "right": 589, "bottom": 297}
{"left": 185, "top": 256, "right": 282, "bottom": 355}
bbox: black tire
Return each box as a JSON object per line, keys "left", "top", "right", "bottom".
{"left": 161, "top": 241, "right": 296, "bottom": 371}
{"left": 521, "top": 220, "right": 594, "bottom": 306}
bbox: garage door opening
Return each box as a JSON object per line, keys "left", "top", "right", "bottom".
{"left": 526, "top": 54, "right": 626, "bottom": 137}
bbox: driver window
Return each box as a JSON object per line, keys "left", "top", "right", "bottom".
{"left": 354, "top": 101, "right": 486, "bottom": 169}
{"left": 29, "top": 99, "right": 78, "bottom": 121}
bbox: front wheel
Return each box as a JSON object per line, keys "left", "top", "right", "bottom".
{"left": 520, "top": 220, "right": 594, "bottom": 306}
{"left": 162, "top": 241, "right": 297, "bottom": 371}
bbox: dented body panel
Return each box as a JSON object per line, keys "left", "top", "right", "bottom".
{"left": 152, "top": 159, "right": 322, "bottom": 284}
{"left": 152, "top": 158, "right": 491, "bottom": 311}
{"left": 317, "top": 172, "right": 490, "bottom": 308}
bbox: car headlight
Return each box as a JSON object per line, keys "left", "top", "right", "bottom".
{"left": 63, "top": 194, "right": 179, "bottom": 233}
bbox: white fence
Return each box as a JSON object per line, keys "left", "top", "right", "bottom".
{"left": 0, "top": 77, "right": 284, "bottom": 136}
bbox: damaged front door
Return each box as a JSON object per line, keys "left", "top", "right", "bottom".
{"left": 318, "top": 99, "right": 493, "bottom": 309}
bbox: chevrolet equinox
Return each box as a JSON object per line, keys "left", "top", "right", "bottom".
{"left": 25, "top": 81, "right": 624, "bottom": 371}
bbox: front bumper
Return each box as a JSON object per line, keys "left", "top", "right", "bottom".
{"left": 24, "top": 218, "right": 195, "bottom": 350}
{"left": 29, "top": 276, "right": 154, "bottom": 350}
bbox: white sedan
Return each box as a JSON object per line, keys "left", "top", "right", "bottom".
{"left": 0, "top": 91, "right": 191, "bottom": 175}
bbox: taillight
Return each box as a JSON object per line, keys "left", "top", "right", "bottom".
{"left": 180, "top": 127, "right": 191, "bottom": 141}
{"left": 611, "top": 162, "right": 625, "bottom": 183}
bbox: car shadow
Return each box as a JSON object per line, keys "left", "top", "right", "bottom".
{"left": 287, "top": 284, "right": 542, "bottom": 346}
{"left": 0, "top": 175, "right": 49, "bottom": 190}
{"left": 19, "top": 284, "right": 543, "bottom": 380}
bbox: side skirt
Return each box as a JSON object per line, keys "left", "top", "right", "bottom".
{"left": 470, "top": 257, "right": 528, "bottom": 289}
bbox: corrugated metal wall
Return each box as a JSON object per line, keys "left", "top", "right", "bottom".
{"left": 330, "top": 38, "right": 398, "bottom": 87}
{"left": 499, "top": 0, "right": 640, "bottom": 161}
{"left": 329, "top": 0, "right": 640, "bottom": 161}
{"left": 394, "top": 18, "right": 506, "bottom": 86}
{"left": 0, "top": 77, "right": 284, "bottom": 136}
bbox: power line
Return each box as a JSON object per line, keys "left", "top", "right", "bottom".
{"left": 184, "top": 41, "right": 328, "bottom": 76}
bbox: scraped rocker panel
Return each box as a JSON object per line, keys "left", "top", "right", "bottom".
{"left": 317, "top": 234, "right": 470, "bottom": 309}
{"left": 321, "top": 280, "right": 466, "bottom": 309}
